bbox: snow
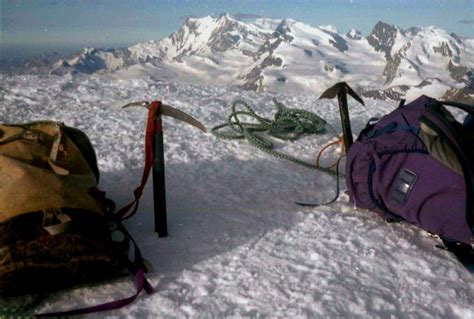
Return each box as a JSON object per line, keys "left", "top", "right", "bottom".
{"left": 404, "top": 79, "right": 451, "bottom": 101}
{"left": 1, "top": 72, "right": 472, "bottom": 317}
{"left": 391, "top": 29, "right": 409, "bottom": 56}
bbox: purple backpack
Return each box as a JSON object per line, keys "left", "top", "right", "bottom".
{"left": 345, "top": 95, "right": 474, "bottom": 264}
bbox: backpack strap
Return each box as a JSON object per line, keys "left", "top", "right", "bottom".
{"left": 440, "top": 238, "right": 474, "bottom": 273}
{"left": 438, "top": 100, "right": 474, "bottom": 116}
{"left": 36, "top": 220, "right": 154, "bottom": 317}
{"left": 295, "top": 155, "right": 345, "bottom": 207}
{"left": 48, "top": 129, "right": 70, "bottom": 176}
{"left": 398, "top": 99, "right": 406, "bottom": 108}
{"left": 367, "top": 122, "right": 420, "bottom": 139}
{"left": 464, "top": 114, "right": 474, "bottom": 129}
{"left": 36, "top": 185, "right": 155, "bottom": 317}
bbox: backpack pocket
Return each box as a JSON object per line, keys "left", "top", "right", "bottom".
{"left": 368, "top": 151, "right": 471, "bottom": 243}
{"left": 0, "top": 210, "right": 127, "bottom": 295}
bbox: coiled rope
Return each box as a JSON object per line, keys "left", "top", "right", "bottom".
{"left": 212, "top": 99, "right": 344, "bottom": 177}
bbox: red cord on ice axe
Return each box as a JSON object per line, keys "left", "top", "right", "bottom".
{"left": 119, "top": 100, "right": 206, "bottom": 237}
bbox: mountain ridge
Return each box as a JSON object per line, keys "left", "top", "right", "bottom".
{"left": 5, "top": 14, "right": 473, "bottom": 103}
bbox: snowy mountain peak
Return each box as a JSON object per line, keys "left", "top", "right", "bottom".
{"left": 346, "top": 29, "right": 363, "bottom": 40}
{"left": 9, "top": 15, "right": 474, "bottom": 103}
{"left": 273, "top": 19, "right": 296, "bottom": 40}
{"left": 160, "top": 14, "right": 272, "bottom": 61}
{"left": 319, "top": 25, "right": 339, "bottom": 33}
{"left": 217, "top": 12, "right": 234, "bottom": 20}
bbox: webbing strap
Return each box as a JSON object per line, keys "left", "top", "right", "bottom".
{"left": 47, "top": 130, "right": 70, "bottom": 176}
{"left": 116, "top": 101, "right": 162, "bottom": 220}
{"left": 36, "top": 224, "right": 155, "bottom": 317}
{"left": 441, "top": 238, "right": 474, "bottom": 273}
{"left": 439, "top": 100, "right": 474, "bottom": 116}
{"left": 295, "top": 155, "right": 345, "bottom": 207}
{"left": 368, "top": 122, "right": 420, "bottom": 138}
{"left": 316, "top": 135, "right": 344, "bottom": 170}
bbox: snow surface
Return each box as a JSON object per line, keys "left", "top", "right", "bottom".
{"left": 1, "top": 73, "right": 473, "bottom": 318}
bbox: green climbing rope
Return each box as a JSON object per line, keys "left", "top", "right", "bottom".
{"left": 212, "top": 98, "right": 343, "bottom": 177}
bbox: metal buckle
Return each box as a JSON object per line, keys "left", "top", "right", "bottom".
{"left": 42, "top": 208, "right": 72, "bottom": 235}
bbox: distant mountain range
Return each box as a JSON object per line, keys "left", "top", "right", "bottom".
{"left": 7, "top": 14, "right": 474, "bottom": 102}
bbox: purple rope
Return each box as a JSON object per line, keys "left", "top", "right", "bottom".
{"left": 36, "top": 226, "right": 155, "bottom": 318}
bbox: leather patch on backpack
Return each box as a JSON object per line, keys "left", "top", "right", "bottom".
{"left": 390, "top": 169, "right": 417, "bottom": 205}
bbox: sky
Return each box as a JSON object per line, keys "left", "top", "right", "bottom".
{"left": 1, "top": 0, "right": 474, "bottom": 63}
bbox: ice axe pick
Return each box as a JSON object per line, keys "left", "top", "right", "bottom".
{"left": 319, "top": 82, "right": 364, "bottom": 151}
{"left": 122, "top": 101, "right": 206, "bottom": 237}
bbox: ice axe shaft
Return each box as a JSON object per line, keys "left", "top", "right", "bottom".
{"left": 319, "top": 82, "right": 364, "bottom": 151}
{"left": 338, "top": 93, "right": 353, "bottom": 150}
{"left": 153, "top": 121, "right": 168, "bottom": 237}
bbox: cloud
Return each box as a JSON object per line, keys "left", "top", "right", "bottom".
{"left": 458, "top": 19, "right": 474, "bottom": 24}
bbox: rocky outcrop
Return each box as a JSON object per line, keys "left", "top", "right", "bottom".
{"left": 361, "top": 85, "right": 410, "bottom": 100}
{"left": 442, "top": 87, "right": 474, "bottom": 104}
{"left": 367, "top": 21, "right": 400, "bottom": 60}
{"left": 447, "top": 60, "right": 469, "bottom": 84}
{"left": 433, "top": 42, "right": 453, "bottom": 57}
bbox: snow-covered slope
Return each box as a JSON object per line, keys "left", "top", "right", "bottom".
{"left": 242, "top": 18, "right": 387, "bottom": 94}
{"left": 8, "top": 14, "right": 473, "bottom": 103}
{"left": 366, "top": 22, "right": 473, "bottom": 100}
{"left": 1, "top": 73, "right": 472, "bottom": 317}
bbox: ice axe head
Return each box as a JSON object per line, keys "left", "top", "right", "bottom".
{"left": 319, "top": 82, "right": 365, "bottom": 106}
{"left": 319, "top": 82, "right": 364, "bottom": 151}
{"left": 160, "top": 104, "right": 207, "bottom": 132}
{"left": 123, "top": 101, "right": 207, "bottom": 132}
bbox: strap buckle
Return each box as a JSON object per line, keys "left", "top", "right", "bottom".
{"left": 42, "top": 208, "right": 72, "bottom": 235}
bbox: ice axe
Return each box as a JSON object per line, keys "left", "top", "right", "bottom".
{"left": 319, "top": 82, "right": 364, "bottom": 151}
{"left": 120, "top": 101, "right": 206, "bottom": 237}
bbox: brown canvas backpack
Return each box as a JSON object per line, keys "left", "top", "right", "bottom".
{"left": 0, "top": 121, "right": 128, "bottom": 297}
